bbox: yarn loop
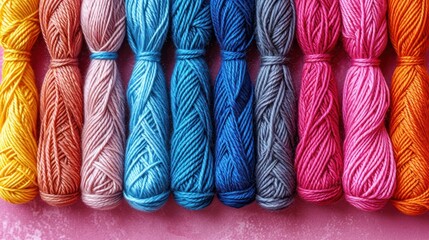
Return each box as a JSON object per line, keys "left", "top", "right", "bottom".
{"left": 50, "top": 58, "right": 79, "bottom": 68}
{"left": 351, "top": 58, "right": 381, "bottom": 67}
{"left": 220, "top": 51, "right": 246, "bottom": 61}
{"left": 136, "top": 52, "right": 161, "bottom": 62}
{"left": 304, "top": 54, "right": 331, "bottom": 63}
{"left": 260, "top": 55, "right": 288, "bottom": 66}
{"left": 3, "top": 49, "right": 31, "bottom": 62}
{"left": 90, "top": 52, "right": 119, "bottom": 60}
{"left": 397, "top": 56, "right": 425, "bottom": 66}
{"left": 176, "top": 49, "right": 206, "bottom": 60}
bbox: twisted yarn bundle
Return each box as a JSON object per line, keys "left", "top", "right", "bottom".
{"left": 211, "top": 0, "right": 256, "bottom": 208}
{"left": 80, "top": 0, "right": 126, "bottom": 210}
{"left": 294, "top": 0, "right": 343, "bottom": 204}
{"left": 0, "top": 0, "right": 40, "bottom": 204}
{"left": 389, "top": 0, "right": 429, "bottom": 215}
{"left": 170, "top": 0, "right": 214, "bottom": 210}
{"left": 255, "top": 0, "right": 296, "bottom": 210}
{"left": 124, "top": 0, "right": 170, "bottom": 212}
{"left": 341, "top": 0, "right": 396, "bottom": 212}
{"left": 38, "top": 0, "right": 83, "bottom": 207}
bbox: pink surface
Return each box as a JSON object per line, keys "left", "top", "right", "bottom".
{"left": 1, "top": 34, "right": 429, "bottom": 240}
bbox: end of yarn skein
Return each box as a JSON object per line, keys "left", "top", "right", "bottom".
{"left": 298, "top": 185, "right": 343, "bottom": 205}
{"left": 124, "top": 190, "right": 170, "bottom": 212}
{"left": 173, "top": 191, "right": 214, "bottom": 210}
{"left": 217, "top": 185, "right": 255, "bottom": 208}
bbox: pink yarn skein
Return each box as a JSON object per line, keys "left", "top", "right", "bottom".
{"left": 295, "top": 0, "right": 343, "bottom": 204}
{"left": 340, "top": 0, "right": 396, "bottom": 211}
{"left": 80, "top": 0, "right": 127, "bottom": 210}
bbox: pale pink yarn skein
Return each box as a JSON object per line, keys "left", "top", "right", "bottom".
{"left": 340, "top": 0, "right": 396, "bottom": 211}
{"left": 80, "top": 0, "right": 126, "bottom": 210}
{"left": 295, "top": 0, "right": 343, "bottom": 204}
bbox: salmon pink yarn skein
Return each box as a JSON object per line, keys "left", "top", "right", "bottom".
{"left": 38, "top": 0, "right": 83, "bottom": 207}
{"left": 80, "top": 0, "right": 126, "bottom": 210}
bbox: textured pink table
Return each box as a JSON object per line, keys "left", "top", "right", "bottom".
{"left": 1, "top": 35, "right": 429, "bottom": 240}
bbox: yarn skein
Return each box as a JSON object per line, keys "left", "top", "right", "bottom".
{"left": 340, "top": 0, "right": 396, "bottom": 212}
{"left": 0, "top": 0, "right": 40, "bottom": 204}
{"left": 171, "top": 0, "right": 215, "bottom": 210}
{"left": 38, "top": 0, "right": 83, "bottom": 207}
{"left": 80, "top": 0, "right": 126, "bottom": 210}
{"left": 124, "top": 0, "right": 170, "bottom": 212}
{"left": 211, "top": 0, "right": 256, "bottom": 208}
{"left": 255, "top": 0, "right": 296, "bottom": 210}
{"left": 294, "top": 0, "right": 343, "bottom": 204}
{"left": 389, "top": 0, "right": 429, "bottom": 216}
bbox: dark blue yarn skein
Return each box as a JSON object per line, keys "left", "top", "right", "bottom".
{"left": 124, "top": 0, "right": 170, "bottom": 212}
{"left": 170, "top": 0, "right": 215, "bottom": 210}
{"left": 211, "top": 0, "right": 256, "bottom": 208}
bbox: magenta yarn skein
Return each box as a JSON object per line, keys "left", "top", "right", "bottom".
{"left": 295, "top": 0, "right": 343, "bottom": 204}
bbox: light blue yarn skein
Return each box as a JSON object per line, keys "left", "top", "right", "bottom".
{"left": 171, "top": 0, "right": 215, "bottom": 210}
{"left": 211, "top": 0, "right": 256, "bottom": 208}
{"left": 124, "top": 0, "right": 170, "bottom": 212}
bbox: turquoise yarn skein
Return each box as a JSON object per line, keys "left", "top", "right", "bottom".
{"left": 171, "top": 0, "right": 215, "bottom": 210}
{"left": 124, "top": 0, "right": 170, "bottom": 212}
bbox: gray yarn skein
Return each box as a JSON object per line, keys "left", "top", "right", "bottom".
{"left": 255, "top": 0, "right": 297, "bottom": 210}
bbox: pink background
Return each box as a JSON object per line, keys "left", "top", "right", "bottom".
{"left": 1, "top": 32, "right": 429, "bottom": 240}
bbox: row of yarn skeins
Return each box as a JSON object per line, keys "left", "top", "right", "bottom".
{"left": 1, "top": 0, "right": 429, "bottom": 216}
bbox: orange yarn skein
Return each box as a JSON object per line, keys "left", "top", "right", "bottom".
{"left": 37, "top": 0, "right": 83, "bottom": 207}
{"left": 0, "top": 0, "right": 40, "bottom": 204}
{"left": 389, "top": 0, "right": 429, "bottom": 215}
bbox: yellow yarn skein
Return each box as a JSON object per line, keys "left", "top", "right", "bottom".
{"left": 0, "top": 0, "right": 40, "bottom": 204}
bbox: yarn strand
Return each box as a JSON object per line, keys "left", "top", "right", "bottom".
{"left": 255, "top": 0, "right": 297, "bottom": 210}
{"left": 340, "top": 0, "right": 396, "bottom": 212}
{"left": 124, "top": 0, "right": 170, "bottom": 212}
{"left": 389, "top": 0, "right": 429, "bottom": 215}
{"left": 294, "top": 0, "right": 343, "bottom": 204}
{"left": 0, "top": 0, "right": 40, "bottom": 204}
{"left": 80, "top": 0, "right": 126, "bottom": 210}
{"left": 38, "top": 0, "right": 83, "bottom": 207}
{"left": 171, "top": 0, "right": 215, "bottom": 210}
{"left": 211, "top": 0, "right": 256, "bottom": 208}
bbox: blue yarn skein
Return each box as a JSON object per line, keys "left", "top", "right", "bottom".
{"left": 124, "top": 0, "right": 170, "bottom": 212}
{"left": 211, "top": 0, "right": 256, "bottom": 208}
{"left": 171, "top": 0, "right": 215, "bottom": 210}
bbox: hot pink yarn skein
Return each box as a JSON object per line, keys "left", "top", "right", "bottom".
{"left": 295, "top": 0, "right": 343, "bottom": 204}
{"left": 340, "top": 0, "right": 396, "bottom": 211}
{"left": 80, "top": 0, "right": 126, "bottom": 210}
